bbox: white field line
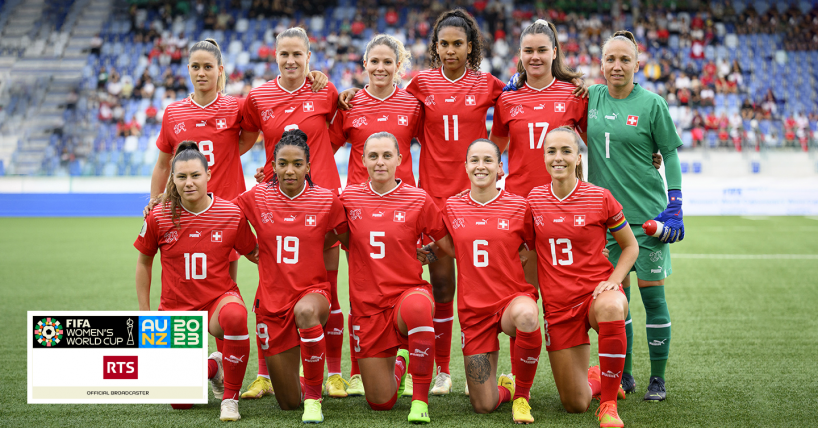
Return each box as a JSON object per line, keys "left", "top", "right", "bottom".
{"left": 674, "top": 254, "right": 818, "bottom": 260}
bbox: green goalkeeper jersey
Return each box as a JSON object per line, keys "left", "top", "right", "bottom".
{"left": 586, "top": 83, "right": 683, "bottom": 225}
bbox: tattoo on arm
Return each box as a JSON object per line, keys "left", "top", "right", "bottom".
{"left": 465, "top": 353, "right": 491, "bottom": 384}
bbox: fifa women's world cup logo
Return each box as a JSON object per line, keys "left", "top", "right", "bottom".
{"left": 35, "top": 318, "right": 63, "bottom": 347}
{"left": 126, "top": 318, "right": 134, "bottom": 345}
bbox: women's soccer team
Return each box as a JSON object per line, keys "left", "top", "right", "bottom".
{"left": 134, "top": 8, "right": 685, "bottom": 427}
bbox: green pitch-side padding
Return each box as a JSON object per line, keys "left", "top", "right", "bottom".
{"left": 623, "top": 285, "right": 634, "bottom": 375}
{"left": 640, "top": 285, "right": 671, "bottom": 379}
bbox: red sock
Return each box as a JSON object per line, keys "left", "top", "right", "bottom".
{"left": 512, "top": 328, "right": 542, "bottom": 400}
{"left": 324, "top": 270, "right": 344, "bottom": 376}
{"left": 402, "top": 293, "right": 435, "bottom": 404}
{"left": 218, "top": 302, "right": 250, "bottom": 401}
{"left": 367, "top": 391, "right": 398, "bottom": 410}
{"left": 215, "top": 337, "right": 224, "bottom": 354}
{"left": 348, "top": 313, "right": 360, "bottom": 377}
{"left": 257, "top": 356, "right": 269, "bottom": 377}
{"left": 495, "top": 384, "right": 512, "bottom": 410}
{"left": 208, "top": 359, "right": 218, "bottom": 379}
{"left": 433, "top": 300, "right": 453, "bottom": 375}
{"left": 299, "top": 324, "right": 326, "bottom": 400}
{"left": 598, "top": 320, "right": 626, "bottom": 403}
{"left": 509, "top": 336, "right": 516, "bottom": 374}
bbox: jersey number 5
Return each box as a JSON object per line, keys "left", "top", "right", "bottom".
{"left": 548, "top": 238, "right": 573, "bottom": 265}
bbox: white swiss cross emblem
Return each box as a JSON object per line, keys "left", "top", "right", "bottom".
{"left": 215, "top": 118, "right": 227, "bottom": 129}
{"left": 498, "top": 218, "right": 509, "bottom": 230}
{"left": 211, "top": 231, "right": 223, "bottom": 242}
{"left": 555, "top": 102, "right": 566, "bottom": 112}
{"left": 465, "top": 95, "right": 476, "bottom": 106}
{"left": 627, "top": 115, "right": 639, "bottom": 126}
{"left": 574, "top": 215, "right": 586, "bottom": 226}
{"left": 305, "top": 215, "right": 317, "bottom": 226}
{"left": 398, "top": 115, "right": 408, "bottom": 126}
{"left": 394, "top": 211, "right": 406, "bottom": 222}
{"left": 303, "top": 101, "right": 314, "bottom": 112}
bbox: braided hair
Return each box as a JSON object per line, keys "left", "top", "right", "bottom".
{"left": 428, "top": 9, "right": 483, "bottom": 72}
{"left": 160, "top": 141, "right": 208, "bottom": 229}
{"left": 269, "top": 129, "right": 314, "bottom": 188}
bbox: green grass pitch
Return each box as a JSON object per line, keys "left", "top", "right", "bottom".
{"left": 3, "top": 216, "right": 817, "bottom": 427}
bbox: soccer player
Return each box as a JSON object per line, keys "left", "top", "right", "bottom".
{"left": 436, "top": 139, "right": 542, "bottom": 423}
{"left": 587, "top": 31, "right": 685, "bottom": 401}
{"left": 528, "top": 127, "right": 638, "bottom": 428}
{"left": 135, "top": 141, "right": 258, "bottom": 421}
{"left": 334, "top": 132, "right": 454, "bottom": 423}
{"left": 234, "top": 129, "right": 348, "bottom": 423}
{"left": 241, "top": 27, "right": 348, "bottom": 399}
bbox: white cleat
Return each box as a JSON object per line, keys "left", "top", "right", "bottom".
{"left": 430, "top": 372, "right": 452, "bottom": 395}
{"left": 209, "top": 352, "right": 225, "bottom": 400}
{"left": 220, "top": 398, "right": 240, "bottom": 421}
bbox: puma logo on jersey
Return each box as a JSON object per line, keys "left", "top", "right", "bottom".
{"left": 349, "top": 209, "right": 362, "bottom": 221}
{"left": 304, "top": 353, "right": 324, "bottom": 363}
{"left": 371, "top": 211, "right": 385, "bottom": 218}
{"left": 649, "top": 339, "right": 668, "bottom": 346}
{"left": 215, "top": 118, "right": 227, "bottom": 128}
{"left": 510, "top": 104, "right": 525, "bottom": 117}
{"left": 261, "top": 212, "right": 275, "bottom": 223}
{"left": 601, "top": 370, "right": 622, "bottom": 378}
{"left": 520, "top": 356, "right": 539, "bottom": 364}
{"left": 445, "top": 95, "right": 457, "bottom": 103}
{"left": 224, "top": 354, "right": 245, "bottom": 364}
{"left": 424, "top": 95, "right": 435, "bottom": 106}
{"left": 377, "top": 115, "right": 389, "bottom": 122}
{"left": 534, "top": 103, "right": 546, "bottom": 110}
{"left": 451, "top": 218, "right": 466, "bottom": 230}
{"left": 174, "top": 122, "right": 186, "bottom": 134}
{"left": 352, "top": 116, "right": 368, "bottom": 128}
{"left": 605, "top": 113, "right": 618, "bottom": 120}
{"left": 189, "top": 231, "right": 202, "bottom": 238}
{"left": 410, "top": 348, "right": 430, "bottom": 357}
{"left": 261, "top": 109, "right": 275, "bottom": 121}
{"left": 284, "top": 215, "right": 297, "bottom": 222}
{"left": 553, "top": 216, "right": 566, "bottom": 223}
{"left": 196, "top": 120, "right": 206, "bottom": 127}
{"left": 475, "top": 218, "right": 489, "bottom": 225}
{"left": 284, "top": 107, "right": 295, "bottom": 113}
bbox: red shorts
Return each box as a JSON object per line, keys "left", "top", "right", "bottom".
{"left": 460, "top": 292, "right": 536, "bottom": 356}
{"left": 349, "top": 287, "right": 433, "bottom": 359}
{"left": 543, "top": 286, "right": 624, "bottom": 352}
{"left": 254, "top": 288, "right": 330, "bottom": 357}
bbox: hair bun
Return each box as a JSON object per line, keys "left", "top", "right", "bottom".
{"left": 176, "top": 140, "right": 201, "bottom": 154}
{"left": 534, "top": 19, "right": 549, "bottom": 26}
{"left": 205, "top": 38, "right": 219, "bottom": 47}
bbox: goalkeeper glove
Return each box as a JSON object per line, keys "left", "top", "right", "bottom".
{"left": 503, "top": 73, "right": 521, "bottom": 92}
{"left": 653, "top": 189, "right": 684, "bottom": 243}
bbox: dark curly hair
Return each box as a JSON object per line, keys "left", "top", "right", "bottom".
{"left": 428, "top": 9, "right": 483, "bottom": 72}
{"left": 269, "top": 129, "right": 314, "bottom": 188}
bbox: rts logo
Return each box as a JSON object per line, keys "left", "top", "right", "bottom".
{"left": 103, "top": 356, "right": 138, "bottom": 379}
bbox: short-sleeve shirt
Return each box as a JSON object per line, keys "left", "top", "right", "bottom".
{"left": 406, "top": 69, "right": 504, "bottom": 203}
{"left": 328, "top": 85, "right": 422, "bottom": 186}
{"left": 586, "top": 83, "right": 683, "bottom": 225}
{"left": 443, "top": 190, "right": 537, "bottom": 328}
{"left": 528, "top": 181, "right": 626, "bottom": 311}
{"left": 235, "top": 183, "right": 348, "bottom": 316}
{"left": 492, "top": 79, "right": 588, "bottom": 197}
{"left": 157, "top": 94, "right": 246, "bottom": 200}
{"left": 134, "top": 195, "right": 257, "bottom": 311}
{"left": 339, "top": 180, "right": 448, "bottom": 317}
{"left": 242, "top": 77, "right": 341, "bottom": 193}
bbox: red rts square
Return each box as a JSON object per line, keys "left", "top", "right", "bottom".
{"left": 103, "top": 356, "right": 138, "bottom": 379}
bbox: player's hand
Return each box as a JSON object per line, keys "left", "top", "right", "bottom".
{"left": 593, "top": 281, "right": 620, "bottom": 299}
{"left": 416, "top": 247, "right": 429, "bottom": 265}
{"left": 652, "top": 153, "right": 663, "bottom": 169}
{"left": 653, "top": 190, "right": 684, "bottom": 243}
{"left": 519, "top": 253, "right": 529, "bottom": 267}
{"left": 602, "top": 247, "right": 610, "bottom": 259}
{"left": 338, "top": 88, "right": 360, "bottom": 110}
{"left": 254, "top": 167, "right": 265, "bottom": 183}
{"left": 307, "top": 70, "right": 328, "bottom": 92}
{"left": 245, "top": 245, "right": 260, "bottom": 264}
{"left": 142, "top": 196, "right": 161, "bottom": 218}
{"left": 571, "top": 77, "right": 589, "bottom": 98}
{"left": 454, "top": 189, "right": 470, "bottom": 198}
{"left": 503, "top": 73, "right": 520, "bottom": 92}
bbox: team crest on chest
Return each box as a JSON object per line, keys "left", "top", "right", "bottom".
{"left": 211, "top": 230, "right": 223, "bottom": 242}
{"left": 451, "top": 218, "right": 466, "bottom": 230}
{"left": 163, "top": 230, "right": 178, "bottom": 243}
{"left": 626, "top": 115, "right": 639, "bottom": 126}
{"left": 398, "top": 115, "right": 408, "bottom": 126}
{"left": 554, "top": 102, "right": 566, "bottom": 112}
{"left": 261, "top": 109, "right": 275, "bottom": 121}
{"left": 498, "top": 218, "right": 510, "bottom": 230}
{"left": 424, "top": 95, "right": 435, "bottom": 106}
{"left": 348, "top": 209, "right": 362, "bottom": 221}
{"left": 393, "top": 211, "right": 405, "bottom": 222}
{"left": 174, "top": 122, "right": 186, "bottom": 134}
{"left": 261, "top": 212, "right": 275, "bottom": 223}
{"left": 534, "top": 215, "right": 544, "bottom": 226}
{"left": 589, "top": 109, "right": 598, "bottom": 120}
{"left": 215, "top": 118, "right": 227, "bottom": 129}
{"left": 465, "top": 95, "right": 476, "bottom": 106}
{"left": 510, "top": 105, "right": 525, "bottom": 117}
{"left": 303, "top": 101, "right": 314, "bottom": 112}
{"left": 352, "top": 117, "right": 368, "bottom": 128}
{"left": 574, "top": 215, "right": 586, "bottom": 226}
{"left": 305, "top": 215, "right": 317, "bottom": 227}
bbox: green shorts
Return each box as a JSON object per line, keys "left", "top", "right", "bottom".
{"left": 606, "top": 226, "right": 672, "bottom": 282}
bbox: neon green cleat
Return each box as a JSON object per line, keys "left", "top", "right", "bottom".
{"left": 407, "top": 399, "right": 430, "bottom": 424}
{"left": 512, "top": 397, "right": 534, "bottom": 424}
{"left": 498, "top": 373, "right": 515, "bottom": 398}
{"left": 325, "top": 374, "right": 349, "bottom": 398}
{"left": 302, "top": 398, "right": 324, "bottom": 424}
{"left": 241, "top": 376, "right": 274, "bottom": 399}
{"left": 347, "top": 374, "right": 365, "bottom": 396}
{"left": 596, "top": 400, "right": 624, "bottom": 427}
{"left": 396, "top": 349, "right": 410, "bottom": 397}
{"left": 403, "top": 374, "right": 414, "bottom": 397}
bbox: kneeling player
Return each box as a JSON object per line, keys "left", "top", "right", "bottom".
{"left": 333, "top": 132, "right": 454, "bottom": 423}
{"left": 135, "top": 141, "right": 258, "bottom": 421}
{"left": 235, "top": 130, "right": 348, "bottom": 423}
{"left": 528, "top": 128, "right": 638, "bottom": 428}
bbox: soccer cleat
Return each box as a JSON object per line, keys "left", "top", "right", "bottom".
{"left": 595, "top": 400, "right": 624, "bottom": 427}
{"left": 620, "top": 373, "right": 636, "bottom": 394}
{"left": 219, "top": 398, "right": 241, "bottom": 421}
{"left": 325, "top": 374, "right": 349, "bottom": 398}
{"left": 407, "top": 399, "right": 430, "bottom": 424}
{"left": 347, "top": 374, "right": 365, "bottom": 396}
{"left": 588, "top": 366, "right": 626, "bottom": 400}
{"left": 208, "top": 352, "right": 225, "bottom": 400}
{"left": 643, "top": 376, "right": 666, "bottom": 402}
{"left": 464, "top": 381, "right": 469, "bottom": 396}
{"left": 430, "top": 371, "right": 452, "bottom": 395}
{"left": 241, "top": 376, "right": 274, "bottom": 399}
{"left": 396, "top": 349, "right": 410, "bottom": 397}
{"left": 403, "top": 374, "right": 414, "bottom": 397}
{"left": 512, "top": 397, "right": 534, "bottom": 424}
{"left": 498, "top": 373, "right": 516, "bottom": 398}
{"left": 302, "top": 398, "right": 324, "bottom": 423}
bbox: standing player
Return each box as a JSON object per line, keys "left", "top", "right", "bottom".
{"left": 437, "top": 139, "right": 542, "bottom": 424}
{"left": 335, "top": 132, "right": 454, "bottom": 423}
{"left": 587, "top": 31, "right": 685, "bottom": 401}
{"left": 135, "top": 142, "right": 258, "bottom": 422}
{"left": 234, "top": 130, "right": 348, "bottom": 423}
{"left": 528, "top": 127, "right": 638, "bottom": 428}
{"left": 241, "top": 27, "right": 347, "bottom": 399}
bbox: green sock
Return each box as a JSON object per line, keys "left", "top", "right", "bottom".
{"left": 640, "top": 285, "right": 670, "bottom": 379}
{"left": 623, "top": 286, "right": 633, "bottom": 375}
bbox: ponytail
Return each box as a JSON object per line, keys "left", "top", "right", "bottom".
{"left": 189, "top": 38, "right": 225, "bottom": 93}
{"left": 516, "top": 19, "right": 582, "bottom": 87}
{"left": 159, "top": 141, "right": 208, "bottom": 229}
{"left": 601, "top": 30, "right": 639, "bottom": 60}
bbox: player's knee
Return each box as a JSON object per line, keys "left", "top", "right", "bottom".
{"left": 470, "top": 396, "right": 496, "bottom": 414}
{"left": 277, "top": 395, "right": 301, "bottom": 411}
{"left": 218, "top": 302, "right": 247, "bottom": 334}
{"left": 595, "top": 295, "right": 626, "bottom": 321}
{"left": 561, "top": 396, "right": 590, "bottom": 414}
{"left": 431, "top": 281, "right": 455, "bottom": 302}
{"left": 514, "top": 306, "right": 539, "bottom": 332}
{"left": 294, "top": 303, "right": 319, "bottom": 327}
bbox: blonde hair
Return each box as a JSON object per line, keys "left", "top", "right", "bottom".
{"left": 546, "top": 126, "right": 584, "bottom": 181}
{"left": 516, "top": 19, "right": 582, "bottom": 87}
{"left": 364, "top": 34, "right": 411, "bottom": 84}
{"left": 601, "top": 30, "right": 639, "bottom": 60}
{"left": 189, "top": 38, "right": 225, "bottom": 93}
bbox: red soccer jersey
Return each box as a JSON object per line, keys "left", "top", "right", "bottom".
{"left": 406, "top": 69, "right": 504, "bottom": 203}
{"left": 339, "top": 180, "right": 448, "bottom": 316}
{"left": 242, "top": 77, "right": 341, "bottom": 193}
{"left": 492, "top": 79, "right": 588, "bottom": 197}
{"left": 133, "top": 195, "right": 257, "bottom": 311}
{"left": 443, "top": 190, "right": 538, "bottom": 328}
{"left": 328, "top": 85, "right": 422, "bottom": 186}
{"left": 527, "top": 181, "right": 626, "bottom": 311}
{"left": 157, "top": 94, "right": 247, "bottom": 200}
{"left": 235, "top": 183, "right": 348, "bottom": 316}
